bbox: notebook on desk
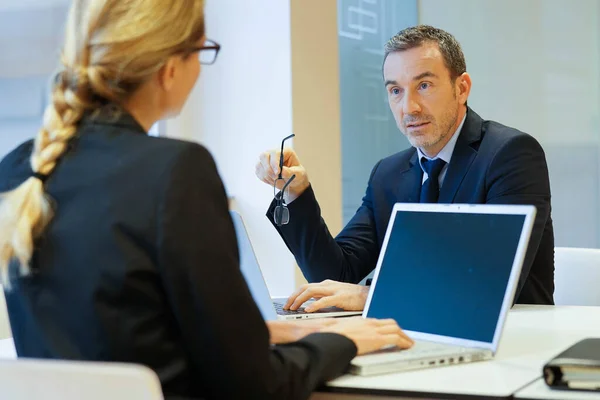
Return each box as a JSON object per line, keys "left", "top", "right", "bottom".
{"left": 230, "top": 211, "right": 361, "bottom": 321}
{"left": 350, "top": 203, "right": 537, "bottom": 376}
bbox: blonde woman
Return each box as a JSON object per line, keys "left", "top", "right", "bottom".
{"left": 0, "top": 1, "right": 412, "bottom": 399}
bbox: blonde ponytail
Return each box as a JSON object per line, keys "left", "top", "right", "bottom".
{"left": 0, "top": 68, "right": 90, "bottom": 289}
{"left": 0, "top": 0, "right": 205, "bottom": 288}
{"left": 0, "top": 0, "right": 109, "bottom": 288}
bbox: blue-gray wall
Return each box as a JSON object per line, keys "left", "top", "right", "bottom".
{"left": 338, "top": 0, "right": 417, "bottom": 224}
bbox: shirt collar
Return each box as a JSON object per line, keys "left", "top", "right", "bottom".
{"left": 80, "top": 103, "right": 147, "bottom": 134}
{"left": 417, "top": 113, "right": 466, "bottom": 166}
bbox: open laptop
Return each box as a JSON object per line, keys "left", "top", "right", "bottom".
{"left": 230, "top": 211, "right": 362, "bottom": 321}
{"left": 350, "top": 203, "right": 536, "bottom": 376}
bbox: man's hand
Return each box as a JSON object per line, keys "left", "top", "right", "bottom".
{"left": 255, "top": 148, "right": 310, "bottom": 203}
{"left": 285, "top": 280, "right": 370, "bottom": 312}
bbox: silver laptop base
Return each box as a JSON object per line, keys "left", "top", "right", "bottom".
{"left": 350, "top": 341, "right": 493, "bottom": 376}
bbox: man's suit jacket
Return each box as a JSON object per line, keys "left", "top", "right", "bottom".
{"left": 0, "top": 106, "right": 356, "bottom": 400}
{"left": 269, "top": 108, "right": 554, "bottom": 305}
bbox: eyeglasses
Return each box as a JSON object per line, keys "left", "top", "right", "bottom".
{"left": 273, "top": 134, "right": 296, "bottom": 226}
{"left": 190, "top": 39, "right": 221, "bottom": 65}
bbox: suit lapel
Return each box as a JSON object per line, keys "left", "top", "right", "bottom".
{"left": 394, "top": 150, "right": 423, "bottom": 203}
{"left": 438, "top": 108, "right": 483, "bottom": 203}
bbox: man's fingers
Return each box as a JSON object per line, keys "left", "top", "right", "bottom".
{"left": 269, "top": 150, "right": 281, "bottom": 174}
{"left": 259, "top": 152, "right": 271, "bottom": 173}
{"left": 304, "top": 296, "right": 335, "bottom": 313}
{"left": 280, "top": 166, "right": 294, "bottom": 180}
{"left": 286, "top": 281, "right": 352, "bottom": 311}
{"left": 259, "top": 153, "right": 277, "bottom": 181}
{"left": 255, "top": 164, "right": 274, "bottom": 185}
{"left": 289, "top": 286, "right": 334, "bottom": 311}
{"left": 285, "top": 283, "right": 316, "bottom": 309}
{"left": 284, "top": 287, "right": 305, "bottom": 309}
{"left": 282, "top": 147, "right": 299, "bottom": 165}
{"left": 289, "top": 288, "right": 318, "bottom": 311}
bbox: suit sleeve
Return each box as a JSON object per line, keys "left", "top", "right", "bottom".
{"left": 155, "top": 143, "right": 357, "bottom": 400}
{"left": 484, "top": 133, "right": 552, "bottom": 301}
{"left": 267, "top": 161, "right": 382, "bottom": 284}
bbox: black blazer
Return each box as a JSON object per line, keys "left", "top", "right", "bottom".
{"left": 269, "top": 108, "right": 554, "bottom": 305}
{"left": 0, "top": 108, "right": 356, "bottom": 400}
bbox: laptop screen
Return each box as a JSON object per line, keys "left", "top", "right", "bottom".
{"left": 230, "top": 211, "right": 277, "bottom": 321}
{"left": 365, "top": 210, "right": 526, "bottom": 344}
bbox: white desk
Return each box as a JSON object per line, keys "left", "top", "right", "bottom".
{"left": 313, "top": 305, "right": 600, "bottom": 399}
{"left": 496, "top": 305, "right": 600, "bottom": 370}
{"left": 515, "top": 378, "right": 600, "bottom": 400}
{"left": 1, "top": 307, "right": 599, "bottom": 399}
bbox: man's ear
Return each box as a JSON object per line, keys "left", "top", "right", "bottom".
{"left": 157, "top": 57, "right": 178, "bottom": 92}
{"left": 456, "top": 72, "right": 472, "bottom": 105}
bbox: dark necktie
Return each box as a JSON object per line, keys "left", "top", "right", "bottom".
{"left": 420, "top": 158, "right": 447, "bottom": 203}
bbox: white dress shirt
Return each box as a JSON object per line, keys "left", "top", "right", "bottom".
{"left": 417, "top": 114, "right": 467, "bottom": 186}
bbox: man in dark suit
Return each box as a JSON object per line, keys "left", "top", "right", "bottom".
{"left": 255, "top": 25, "right": 554, "bottom": 310}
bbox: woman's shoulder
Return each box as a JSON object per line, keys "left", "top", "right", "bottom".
{"left": 142, "top": 136, "right": 217, "bottom": 172}
{"left": 114, "top": 134, "right": 221, "bottom": 193}
{"left": 79, "top": 116, "right": 218, "bottom": 178}
{"left": 80, "top": 105, "right": 216, "bottom": 169}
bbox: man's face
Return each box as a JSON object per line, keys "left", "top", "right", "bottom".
{"left": 383, "top": 42, "right": 467, "bottom": 156}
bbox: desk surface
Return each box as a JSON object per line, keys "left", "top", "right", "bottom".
{"left": 2, "top": 306, "right": 599, "bottom": 399}
{"left": 319, "top": 305, "right": 600, "bottom": 399}
{"left": 496, "top": 305, "right": 600, "bottom": 370}
{"left": 515, "top": 378, "right": 600, "bottom": 400}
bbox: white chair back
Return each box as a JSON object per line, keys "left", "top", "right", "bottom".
{"left": 0, "top": 337, "right": 16, "bottom": 359}
{"left": 554, "top": 247, "right": 600, "bottom": 306}
{"left": 0, "top": 359, "right": 164, "bottom": 400}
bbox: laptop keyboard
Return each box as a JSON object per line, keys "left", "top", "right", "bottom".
{"left": 273, "top": 302, "right": 307, "bottom": 315}
{"left": 363, "top": 341, "right": 456, "bottom": 357}
{"left": 409, "top": 341, "right": 472, "bottom": 356}
{"left": 273, "top": 302, "right": 342, "bottom": 315}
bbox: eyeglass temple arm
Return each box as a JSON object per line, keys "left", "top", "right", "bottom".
{"left": 278, "top": 134, "right": 296, "bottom": 179}
{"left": 275, "top": 174, "right": 296, "bottom": 201}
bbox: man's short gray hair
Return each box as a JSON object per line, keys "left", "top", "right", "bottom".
{"left": 384, "top": 25, "right": 467, "bottom": 81}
